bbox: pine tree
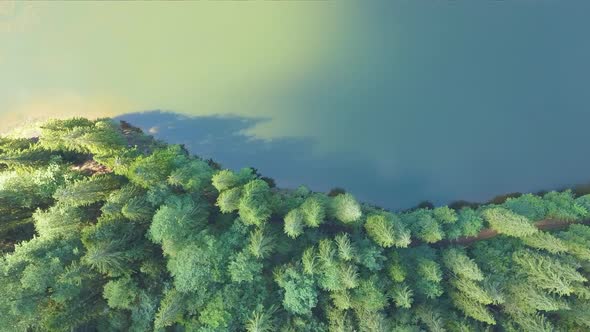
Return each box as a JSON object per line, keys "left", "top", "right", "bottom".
{"left": 248, "top": 227, "right": 275, "bottom": 259}
{"left": 53, "top": 174, "right": 123, "bottom": 207}
{"left": 238, "top": 179, "right": 272, "bottom": 227}
{"left": 481, "top": 207, "right": 538, "bottom": 238}
{"left": 330, "top": 193, "right": 362, "bottom": 224}
{"left": 216, "top": 187, "right": 242, "bottom": 213}
{"left": 300, "top": 195, "right": 326, "bottom": 227}
{"left": 365, "top": 214, "right": 397, "bottom": 248}
{"left": 284, "top": 208, "right": 305, "bottom": 239}
{"left": 512, "top": 249, "right": 586, "bottom": 296}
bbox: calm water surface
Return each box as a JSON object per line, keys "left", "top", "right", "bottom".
{"left": 3, "top": 2, "right": 590, "bottom": 209}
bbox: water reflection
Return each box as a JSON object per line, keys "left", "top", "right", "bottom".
{"left": 116, "top": 111, "right": 435, "bottom": 210}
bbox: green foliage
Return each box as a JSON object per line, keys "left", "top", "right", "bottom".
{"left": 275, "top": 265, "right": 318, "bottom": 315}
{"left": 103, "top": 276, "right": 139, "bottom": 309}
{"left": 390, "top": 283, "right": 414, "bottom": 309}
{"left": 302, "top": 246, "right": 318, "bottom": 275}
{"left": 228, "top": 251, "right": 263, "bottom": 283}
{"left": 248, "top": 227, "right": 275, "bottom": 259}
{"left": 335, "top": 233, "right": 356, "bottom": 261}
{"left": 388, "top": 257, "right": 407, "bottom": 283}
{"left": 575, "top": 194, "right": 590, "bottom": 212}
{"left": 451, "top": 291, "right": 496, "bottom": 325}
{"left": 350, "top": 278, "right": 388, "bottom": 312}
{"left": 39, "top": 118, "right": 121, "bottom": 154}
{"left": 0, "top": 163, "right": 66, "bottom": 211}
{"left": 418, "top": 259, "right": 442, "bottom": 283}
{"left": 508, "top": 283, "right": 570, "bottom": 313}
{"left": 199, "top": 293, "right": 231, "bottom": 328}
{"left": 0, "top": 145, "right": 57, "bottom": 170}
{"left": 148, "top": 194, "right": 209, "bottom": 251}
{"left": 168, "top": 240, "right": 223, "bottom": 293}
{"left": 365, "top": 214, "right": 396, "bottom": 248}
{"left": 433, "top": 206, "right": 457, "bottom": 224}
{"left": 238, "top": 179, "right": 272, "bottom": 226}
{"left": 300, "top": 195, "right": 326, "bottom": 227}
{"left": 127, "top": 145, "right": 186, "bottom": 188}
{"left": 216, "top": 187, "right": 242, "bottom": 213}
{"left": 443, "top": 248, "right": 484, "bottom": 281}
{"left": 446, "top": 208, "right": 484, "bottom": 239}
{"left": 82, "top": 216, "right": 149, "bottom": 276}
{"left": 503, "top": 193, "right": 547, "bottom": 221}
{"left": 558, "top": 224, "right": 590, "bottom": 261}
{"left": 75, "top": 120, "right": 127, "bottom": 155}
{"left": 212, "top": 168, "right": 255, "bottom": 192}
{"left": 481, "top": 207, "right": 538, "bottom": 237}
{"left": 246, "top": 305, "right": 277, "bottom": 332}
{"left": 168, "top": 159, "right": 213, "bottom": 192}
{"left": 3, "top": 117, "right": 590, "bottom": 331}
{"left": 365, "top": 213, "right": 410, "bottom": 248}
{"left": 521, "top": 231, "right": 568, "bottom": 254}
{"left": 513, "top": 249, "right": 586, "bottom": 296}
{"left": 404, "top": 210, "right": 444, "bottom": 243}
{"left": 54, "top": 174, "right": 122, "bottom": 207}
{"left": 330, "top": 193, "right": 362, "bottom": 224}
{"left": 121, "top": 195, "right": 154, "bottom": 222}
{"left": 33, "top": 203, "right": 86, "bottom": 238}
{"left": 154, "top": 289, "right": 187, "bottom": 329}
{"left": 284, "top": 208, "right": 305, "bottom": 239}
{"left": 543, "top": 190, "right": 588, "bottom": 221}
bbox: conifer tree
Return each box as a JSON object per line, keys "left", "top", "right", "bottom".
{"left": 53, "top": 174, "right": 123, "bottom": 207}
{"left": 330, "top": 193, "right": 362, "bottom": 224}
{"left": 238, "top": 179, "right": 272, "bottom": 227}
{"left": 481, "top": 207, "right": 538, "bottom": 238}
{"left": 284, "top": 208, "right": 305, "bottom": 239}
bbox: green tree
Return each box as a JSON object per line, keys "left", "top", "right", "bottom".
{"left": 228, "top": 251, "right": 263, "bottom": 283}
{"left": 103, "top": 275, "right": 139, "bottom": 310}
{"left": 445, "top": 208, "right": 483, "bottom": 239}
{"left": 330, "top": 193, "right": 362, "bottom": 224}
{"left": 365, "top": 213, "right": 409, "bottom": 248}
{"left": 481, "top": 207, "right": 538, "bottom": 238}
{"left": 503, "top": 193, "right": 547, "bottom": 221}
{"left": 275, "top": 265, "right": 318, "bottom": 315}
{"left": 284, "top": 208, "right": 305, "bottom": 239}
{"left": 513, "top": 249, "right": 586, "bottom": 296}
{"left": 127, "top": 146, "right": 186, "bottom": 188}
{"left": 212, "top": 168, "right": 255, "bottom": 192}
{"left": 216, "top": 187, "right": 242, "bottom": 213}
{"left": 168, "top": 159, "right": 213, "bottom": 192}
{"left": 442, "top": 248, "right": 483, "bottom": 281}
{"left": 432, "top": 206, "right": 457, "bottom": 224}
{"left": 148, "top": 195, "right": 210, "bottom": 252}
{"left": 238, "top": 179, "right": 272, "bottom": 227}
{"left": 300, "top": 195, "right": 326, "bottom": 227}
{"left": 248, "top": 227, "right": 275, "bottom": 259}
{"left": 53, "top": 174, "right": 123, "bottom": 207}
{"left": 246, "top": 305, "right": 277, "bottom": 332}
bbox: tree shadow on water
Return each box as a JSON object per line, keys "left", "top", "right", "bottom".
{"left": 115, "top": 111, "right": 433, "bottom": 210}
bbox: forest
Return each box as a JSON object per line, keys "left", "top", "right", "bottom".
{"left": 0, "top": 118, "right": 589, "bottom": 331}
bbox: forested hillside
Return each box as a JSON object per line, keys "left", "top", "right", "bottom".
{"left": 1, "top": 118, "right": 589, "bottom": 331}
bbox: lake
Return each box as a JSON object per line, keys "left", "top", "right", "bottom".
{"left": 2, "top": 1, "right": 590, "bottom": 209}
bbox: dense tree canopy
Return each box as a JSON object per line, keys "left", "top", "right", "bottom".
{"left": 1, "top": 118, "right": 589, "bottom": 331}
